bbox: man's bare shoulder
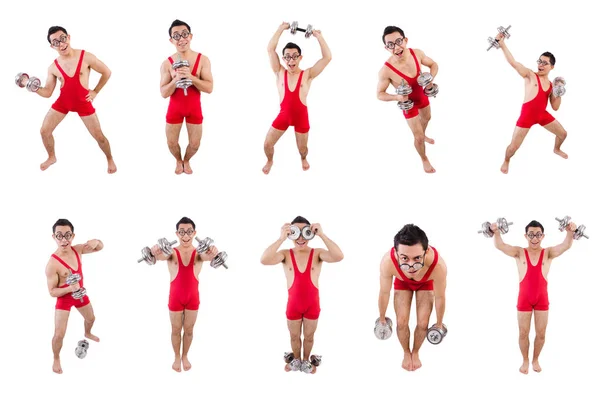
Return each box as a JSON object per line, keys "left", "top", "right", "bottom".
{"left": 45, "top": 255, "right": 59, "bottom": 272}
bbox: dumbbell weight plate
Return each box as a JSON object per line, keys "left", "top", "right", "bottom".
{"left": 138, "top": 246, "right": 156, "bottom": 265}
{"left": 310, "top": 354, "right": 322, "bottom": 366}
{"left": 478, "top": 222, "right": 493, "bottom": 238}
{"left": 172, "top": 60, "right": 190, "bottom": 69}
{"left": 305, "top": 24, "right": 313, "bottom": 38}
{"left": 301, "top": 226, "right": 315, "bottom": 240}
{"left": 397, "top": 100, "right": 414, "bottom": 111}
{"left": 555, "top": 216, "right": 571, "bottom": 232}
{"left": 15, "top": 72, "right": 29, "bottom": 87}
{"left": 158, "top": 238, "right": 177, "bottom": 256}
{"left": 26, "top": 77, "right": 41, "bottom": 92}
{"left": 290, "top": 21, "right": 298, "bottom": 35}
{"left": 498, "top": 25, "right": 511, "bottom": 39}
{"left": 210, "top": 251, "right": 228, "bottom": 269}
{"left": 396, "top": 83, "right": 412, "bottom": 96}
{"left": 78, "top": 339, "right": 90, "bottom": 350}
{"left": 573, "top": 225, "right": 589, "bottom": 240}
{"left": 496, "top": 217, "right": 513, "bottom": 234}
{"left": 66, "top": 273, "right": 81, "bottom": 286}
{"left": 424, "top": 83, "right": 439, "bottom": 97}
{"left": 195, "top": 237, "right": 214, "bottom": 253}
{"left": 72, "top": 288, "right": 87, "bottom": 300}
{"left": 284, "top": 351, "right": 294, "bottom": 363}
{"left": 417, "top": 72, "right": 433, "bottom": 87}
{"left": 487, "top": 37, "right": 500, "bottom": 51}
{"left": 374, "top": 317, "right": 393, "bottom": 340}
{"left": 426, "top": 324, "right": 447, "bottom": 345}
{"left": 288, "top": 225, "right": 301, "bottom": 240}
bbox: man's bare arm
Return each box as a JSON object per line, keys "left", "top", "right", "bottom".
{"left": 378, "top": 256, "right": 394, "bottom": 321}
{"left": 160, "top": 61, "right": 177, "bottom": 98}
{"left": 548, "top": 222, "right": 576, "bottom": 259}
{"left": 498, "top": 36, "right": 531, "bottom": 79}
{"left": 492, "top": 229, "right": 521, "bottom": 257}
{"left": 74, "top": 239, "right": 104, "bottom": 255}
{"left": 192, "top": 56, "right": 213, "bottom": 94}
{"left": 416, "top": 49, "right": 439, "bottom": 79}
{"left": 549, "top": 90, "right": 562, "bottom": 111}
{"left": 268, "top": 23, "right": 288, "bottom": 74}
{"left": 86, "top": 52, "right": 111, "bottom": 94}
{"left": 317, "top": 232, "right": 343, "bottom": 263}
{"left": 260, "top": 238, "right": 286, "bottom": 265}
{"left": 306, "top": 30, "right": 332, "bottom": 80}
{"left": 45, "top": 261, "right": 75, "bottom": 297}
{"left": 35, "top": 66, "right": 58, "bottom": 98}
{"left": 376, "top": 68, "right": 401, "bottom": 102}
{"left": 433, "top": 258, "right": 447, "bottom": 326}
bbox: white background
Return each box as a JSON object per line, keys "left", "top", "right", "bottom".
{"left": 0, "top": 0, "right": 597, "bottom": 399}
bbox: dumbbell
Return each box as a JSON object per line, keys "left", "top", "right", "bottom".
{"left": 172, "top": 59, "right": 193, "bottom": 95}
{"left": 487, "top": 25, "right": 512, "bottom": 51}
{"left": 15, "top": 72, "right": 42, "bottom": 92}
{"left": 66, "top": 272, "right": 86, "bottom": 303}
{"left": 478, "top": 217, "right": 513, "bottom": 238}
{"left": 75, "top": 339, "right": 89, "bottom": 359}
{"left": 285, "top": 355, "right": 303, "bottom": 371}
{"left": 555, "top": 216, "right": 589, "bottom": 240}
{"left": 290, "top": 21, "right": 313, "bottom": 38}
{"left": 137, "top": 238, "right": 177, "bottom": 265}
{"left": 195, "top": 237, "right": 229, "bottom": 269}
{"left": 417, "top": 71, "right": 439, "bottom": 97}
{"left": 374, "top": 317, "right": 393, "bottom": 340}
{"left": 426, "top": 324, "right": 447, "bottom": 345}
{"left": 395, "top": 80, "right": 414, "bottom": 111}
{"left": 300, "top": 355, "right": 322, "bottom": 374}
{"left": 552, "top": 77, "right": 566, "bottom": 97}
{"left": 287, "top": 225, "right": 316, "bottom": 241}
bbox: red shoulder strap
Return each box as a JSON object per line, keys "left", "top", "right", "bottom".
{"left": 168, "top": 56, "right": 174, "bottom": 64}
{"left": 192, "top": 53, "right": 202, "bottom": 75}
{"left": 421, "top": 246, "right": 439, "bottom": 281}
{"left": 75, "top": 50, "right": 85, "bottom": 75}
{"left": 409, "top": 49, "right": 421, "bottom": 74}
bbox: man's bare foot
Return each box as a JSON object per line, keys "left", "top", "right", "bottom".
{"left": 301, "top": 158, "right": 310, "bottom": 171}
{"left": 411, "top": 353, "right": 422, "bottom": 371}
{"left": 183, "top": 161, "right": 193, "bottom": 174}
{"left": 107, "top": 158, "right": 117, "bottom": 174}
{"left": 519, "top": 359, "right": 529, "bottom": 374}
{"left": 501, "top": 160, "right": 510, "bottom": 174}
{"left": 175, "top": 162, "right": 184, "bottom": 175}
{"left": 40, "top": 156, "right": 57, "bottom": 171}
{"left": 85, "top": 333, "right": 100, "bottom": 342}
{"left": 52, "top": 359, "right": 63, "bottom": 374}
{"left": 182, "top": 356, "right": 192, "bottom": 371}
{"left": 532, "top": 359, "right": 542, "bottom": 373}
{"left": 422, "top": 159, "right": 436, "bottom": 173}
{"left": 172, "top": 357, "right": 182, "bottom": 372}
{"left": 402, "top": 352, "right": 413, "bottom": 371}
{"left": 284, "top": 363, "right": 292, "bottom": 372}
{"left": 262, "top": 160, "right": 273, "bottom": 175}
{"left": 554, "top": 149, "right": 568, "bottom": 159}
{"left": 425, "top": 136, "right": 435, "bottom": 144}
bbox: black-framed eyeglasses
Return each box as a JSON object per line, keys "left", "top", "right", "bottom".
{"left": 55, "top": 231, "right": 73, "bottom": 241}
{"left": 178, "top": 228, "right": 195, "bottom": 237}
{"left": 537, "top": 59, "right": 550, "bottom": 66}
{"left": 397, "top": 251, "right": 426, "bottom": 272}
{"left": 527, "top": 232, "right": 543, "bottom": 239}
{"left": 283, "top": 53, "right": 300, "bottom": 61}
{"left": 51, "top": 34, "right": 68, "bottom": 48}
{"left": 385, "top": 37, "right": 405, "bottom": 50}
{"left": 171, "top": 30, "right": 190, "bottom": 41}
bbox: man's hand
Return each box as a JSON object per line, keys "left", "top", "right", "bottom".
{"left": 490, "top": 223, "right": 499, "bottom": 233}
{"left": 280, "top": 22, "right": 290, "bottom": 31}
{"left": 495, "top": 33, "right": 506, "bottom": 47}
{"left": 175, "top": 66, "right": 192, "bottom": 80}
{"left": 566, "top": 221, "right": 577, "bottom": 232}
{"left": 151, "top": 244, "right": 163, "bottom": 257}
{"left": 312, "top": 29, "right": 322, "bottom": 39}
{"left": 69, "top": 282, "right": 81, "bottom": 292}
{"left": 83, "top": 240, "right": 100, "bottom": 252}
{"left": 86, "top": 90, "right": 97, "bottom": 102}
{"left": 280, "top": 223, "right": 292, "bottom": 240}
{"left": 311, "top": 223, "right": 323, "bottom": 237}
{"left": 206, "top": 245, "right": 219, "bottom": 259}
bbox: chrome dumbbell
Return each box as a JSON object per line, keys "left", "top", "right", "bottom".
{"left": 15, "top": 72, "right": 42, "bottom": 92}
{"left": 137, "top": 238, "right": 177, "bottom": 265}
{"left": 75, "top": 339, "right": 89, "bottom": 359}
{"left": 66, "top": 272, "right": 86, "bottom": 302}
{"left": 555, "top": 216, "right": 589, "bottom": 240}
{"left": 395, "top": 80, "right": 414, "bottom": 111}
{"left": 478, "top": 217, "right": 513, "bottom": 238}
{"left": 552, "top": 77, "right": 566, "bottom": 97}
{"left": 417, "top": 71, "right": 439, "bottom": 97}
{"left": 287, "top": 225, "right": 316, "bottom": 241}
{"left": 300, "top": 355, "right": 322, "bottom": 374}
{"left": 172, "top": 58, "right": 193, "bottom": 95}
{"left": 195, "top": 237, "right": 229, "bottom": 269}
{"left": 487, "top": 25, "right": 512, "bottom": 51}
{"left": 426, "top": 324, "right": 447, "bottom": 345}
{"left": 374, "top": 317, "right": 393, "bottom": 340}
{"left": 290, "top": 21, "right": 313, "bottom": 38}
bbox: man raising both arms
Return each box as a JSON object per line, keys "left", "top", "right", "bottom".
{"left": 262, "top": 22, "right": 332, "bottom": 174}
{"left": 377, "top": 26, "right": 439, "bottom": 173}
{"left": 32, "top": 26, "right": 116, "bottom": 173}
{"left": 160, "top": 19, "right": 213, "bottom": 174}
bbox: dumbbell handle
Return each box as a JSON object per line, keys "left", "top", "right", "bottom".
{"left": 137, "top": 240, "right": 177, "bottom": 262}
{"left": 477, "top": 221, "right": 512, "bottom": 234}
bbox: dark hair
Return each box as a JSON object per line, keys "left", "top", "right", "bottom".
{"left": 53, "top": 218, "right": 74, "bottom": 233}
{"left": 282, "top": 42, "right": 301, "bottom": 56}
{"left": 382, "top": 26, "right": 405, "bottom": 44}
{"left": 176, "top": 216, "right": 195, "bottom": 230}
{"left": 47, "top": 26, "right": 67, "bottom": 43}
{"left": 540, "top": 52, "right": 555, "bottom": 66}
{"left": 169, "top": 19, "right": 191, "bottom": 37}
{"left": 291, "top": 216, "right": 310, "bottom": 225}
{"left": 525, "top": 220, "right": 544, "bottom": 233}
{"left": 394, "top": 224, "right": 428, "bottom": 250}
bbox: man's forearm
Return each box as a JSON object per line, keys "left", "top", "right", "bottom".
{"left": 435, "top": 296, "right": 445, "bottom": 325}
{"left": 50, "top": 287, "right": 72, "bottom": 298}
{"left": 268, "top": 28, "right": 285, "bottom": 51}
{"left": 378, "top": 292, "right": 390, "bottom": 319}
{"left": 316, "top": 36, "right": 332, "bottom": 60}
{"left": 320, "top": 234, "right": 342, "bottom": 259}
{"left": 93, "top": 73, "right": 110, "bottom": 93}
{"left": 261, "top": 238, "right": 285, "bottom": 263}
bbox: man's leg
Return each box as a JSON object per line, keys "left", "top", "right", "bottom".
{"left": 393, "top": 290, "right": 414, "bottom": 371}
{"left": 76, "top": 303, "right": 99, "bottom": 342}
{"left": 517, "top": 311, "right": 533, "bottom": 374}
{"left": 412, "top": 290, "right": 434, "bottom": 371}
{"left": 166, "top": 123, "right": 185, "bottom": 174}
{"left": 532, "top": 310, "right": 549, "bottom": 372}
{"left": 182, "top": 123, "right": 203, "bottom": 174}
{"left": 52, "top": 310, "right": 70, "bottom": 374}
{"left": 40, "top": 109, "right": 67, "bottom": 171}
{"left": 169, "top": 311, "right": 184, "bottom": 372}
{"left": 406, "top": 116, "right": 435, "bottom": 173}
{"left": 80, "top": 113, "right": 117, "bottom": 173}
{"left": 501, "top": 126, "right": 530, "bottom": 174}
{"left": 285, "top": 318, "right": 302, "bottom": 371}
{"left": 542, "top": 120, "right": 568, "bottom": 159}
{"left": 417, "top": 105, "right": 435, "bottom": 144}
{"left": 262, "top": 127, "right": 285, "bottom": 174}
{"left": 294, "top": 131, "right": 310, "bottom": 171}
{"left": 181, "top": 309, "right": 198, "bottom": 371}
{"left": 301, "top": 318, "right": 319, "bottom": 373}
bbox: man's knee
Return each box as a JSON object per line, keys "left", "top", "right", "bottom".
{"left": 396, "top": 316, "right": 409, "bottom": 330}
{"left": 535, "top": 331, "right": 546, "bottom": 341}
{"left": 414, "top": 135, "right": 426, "bottom": 147}
{"left": 415, "top": 319, "right": 429, "bottom": 332}
{"left": 183, "top": 328, "right": 194, "bottom": 337}
{"left": 85, "top": 314, "right": 95, "bottom": 325}
{"left": 188, "top": 139, "right": 201, "bottom": 152}
{"left": 290, "top": 332, "right": 301, "bottom": 342}
{"left": 519, "top": 328, "right": 529, "bottom": 339}
{"left": 559, "top": 130, "right": 567, "bottom": 140}
{"left": 297, "top": 145, "right": 308, "bottom": 155}
{"left": 303, "top": 332, "right": 315, "bottom": 342}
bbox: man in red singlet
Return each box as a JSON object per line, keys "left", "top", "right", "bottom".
{"left": 160, "top": 19, "right": 213, "bottom": 175}
{"left": 262, "top": 22, "right": 332, "bottom": 175}
{"left": 150, "top": 217, "right": 219, "bottom": 372}
{"left": 31, "top": 26, "right": 116, "bottom": 173}
{"left": 377, "top": 26, "right": 439, "bottom": 174}
{"left": 260, "top": 216, "right": 343, "bottom": 373}
{"left": 378, "top": 224, "right": 447, "bottom": 371}
{"left": 490, "top": 219, "right": 578, "bottom": 374}
{"left": 495, "top": 33, "right": 568, "bottom": 174}
{"left": 44, "top": 219, "right": 104, "bottom": 374}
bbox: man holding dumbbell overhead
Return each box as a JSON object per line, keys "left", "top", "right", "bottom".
{"left": 149, "top": 217, "right": 220, "bottom": 372}
{"left": 21, "top": 26, "right": 117, "bottom": 173}
{"left": 378, "top": 224, "right": 447, "bottom": 371}
{"left": 260, "top": 217, "right": 343, "bottom": 373}
{"left": 160, "top": 19, "right": 213, "bottom": 175}
{"left": 377, "top": 26, "right": 439, "bottom": 174}
{"left": 45, "top": 219, "right": 104, "bottom": 374}
{"left": 489, "top": 219, "right": 581, "bottom": 374}
{"left": 494, "top": 32, "right": 568, "bottom": 174}
{"left": 262, "top": 22, "right": 332, "bottom": 174}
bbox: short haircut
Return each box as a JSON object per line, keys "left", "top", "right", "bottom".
{"left": 169, "top": 19, "right": 191, "bottom": 37}
{"left": 47, "top": 26, "right": 67, "bottom": 43}
{"left": 282, "top": 42, "right": 301, "bottom": 56}
{"left": 540, "top": 51, "right": 556, "bottom": 66}
{"left": 382, "top": 26, "right": 405, "bottom": 44}
{"left": 176, "top": 216, "right": 195, "bottom": 230}
{"left": 394, "top": 224, "right": 428, "bottom": 251}
{"left": 291, "top": 216, "right": 310, "bottom": 225}
{"left": 53, "top": 218, "right": 74, "bottom": 233}
{"left": 525, "top": 220, "right": 544, "bottom": 233}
